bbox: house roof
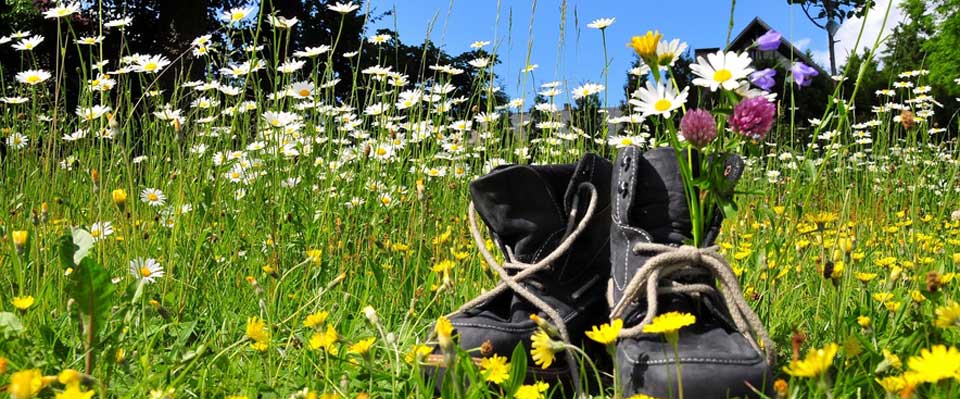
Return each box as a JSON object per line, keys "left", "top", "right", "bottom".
{"left": 722, "top": 17, "right": 829, "bottom": 76}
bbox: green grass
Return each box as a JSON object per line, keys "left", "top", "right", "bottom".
{"left": 1, "top": 2, "right": 960, "bottom": 399}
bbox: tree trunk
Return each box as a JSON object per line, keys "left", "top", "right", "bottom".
{"left": 828, "top": 29, "right": 837, "bottom": 76}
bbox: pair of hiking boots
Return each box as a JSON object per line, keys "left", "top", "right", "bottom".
{"left": 430, "top": 146, "right": 775, "bottom": 398}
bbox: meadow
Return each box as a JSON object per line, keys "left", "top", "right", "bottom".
{"left": 1, "top": 1, "right": 959, "bottom": 398}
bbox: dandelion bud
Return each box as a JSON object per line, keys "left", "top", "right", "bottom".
{"left": 39, "top": 202, "right": 48, "bottom": 223}
{"left": 11, "top": 230, "right": 28, "bottom": 255}
{"left": 772, "top": 378, "right": 788, "bottom": 399}
{"left": 790, "top": 330, "right": 806, "bottom": 362}
{"left": 857, "top": 315, "right": 871, "bottom": 329}
{"left": 435, "top": 316, "right": 456, "bottom": 366}
{"left": 480, "top": 340, "right": 494, "bottom": 357}
{"left": 899, "top": 110, "right": 915, "bottom": 130}
{"left": 679, "top": 109, "right": 717, "bottom": 148}
{"left": 0, "top": 356, "right": 7, "bottom": 374}
{"left": 363, "top": 305, "right": 379, "bottom": 325}
{"left": 90, "top": 168, "right": 99, "bottom": 189}
{"left": 112, "top": 189, "right": 128, "bottom": 211}
{"left": 529, "top": 314, "right": 561, "bottom": 339}
{"left": 926, "top": 271, "right": 943, "bottom": 293}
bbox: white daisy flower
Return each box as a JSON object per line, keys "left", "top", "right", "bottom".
{"left": 89, "top": 221, "right": 114, "bottom": 242}
{"left": 43, "top": 2, "right": 80, "bottom": 19}
{"left": 140, "top": 188, "right": 166, "bottom": 207}
{"left": 129, "top": 258, "right": 164, "bottom": 284}
{"left": 12, "top": 35, "right": 43, "bottom": 51}
{"left": 587, "top": 17, "right": 615, "bottom": 30}
{"left": 328, "top": 1, "right": 361, "bottom": 14}
{"left": 223, "top": 7, "right": 254, "bottom": 23}
{"left": 690, "top": 50, "right": 754, "bottom": 91}
{"left": 6, "top": 132, "right": 28, "bottom": 149}
{"left": 15, "top": 69, "right": 51, "bottom": 85}
{"left": 629, "top": 80, "right": 689, "bottom": 118}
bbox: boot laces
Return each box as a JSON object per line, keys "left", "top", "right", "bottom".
{"left": 608, "top": 243, "right": 776, "bottom": 364}
{"left": 448, "top": 182, "right": 598, "bottom": 394}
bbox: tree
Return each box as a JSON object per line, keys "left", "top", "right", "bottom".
{"left": 788, "top": 0, "right": 874, "bottom": 75}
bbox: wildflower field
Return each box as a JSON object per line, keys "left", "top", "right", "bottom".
{"left": 1, "top": 0, "right": 960, "bottom": 398}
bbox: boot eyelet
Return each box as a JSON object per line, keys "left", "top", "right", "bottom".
{"left": 617, "top": 181, "right": 629, "bottom": 197}
{"left": 621, "top": 156, "right": 632, "bottom": 170}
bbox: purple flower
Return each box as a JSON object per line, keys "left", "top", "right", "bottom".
{"left": 756, "top": 30, "right": 782, "bottom": 51}
{"left": 791, "top": 62, "right": 818, "bottom": 88}
{"left": 729, "top": 97, "right": 776, "bottom": 140}
{"left": 679, "top": 109, "right": 717, "bottom": 148}
{"left": 750, "top": 68, "right": 777, "bottom": 91}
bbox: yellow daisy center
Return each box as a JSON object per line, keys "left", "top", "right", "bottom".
{"left": 375, "top": 148, "right": 387, "bottom": 156}
{"left": 620, "top": 138, "right": 634, "bottom": 146}
{"left": 143, "top": 62, "right": 158, "bottom": 71}
{"left": 713, "top": 68, "right": 733, "bottom": 82}
{"left": 26, "top": 75, "right": 40, "bottom": 83}
{"left": 654, "top": 99, "right": 672, "bottom": 112}
{"left": 298, "top": 89, "right": 310, "bottom": 97}
{"left": 140, "top": 267, "right": 152, "bottom": 277}
{"left": 147, "top": 193, "right": 159, "bottom": 201}
{"left": 270, "top": 118, "right": 281, "bottom": 126}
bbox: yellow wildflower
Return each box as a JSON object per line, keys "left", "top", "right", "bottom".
{"left": 629, "top": 31, "right": 662, "bottom": 62}
{"left": 436, "top": 316, "right": 455, "bottom": 352}
{"left": 479, "top": 354, "right": 510, "bottom": 384}
{"left": 782, "top": 343, "right": 838, "bottom": 378}
{"left": 348, "top": 337, "right": 376, "bottom": 355}
{"left": 303, "top": 311, "right": 329, "bottom": 328}
{"left": 404, "top": 344, "right": 432, "bottom": 364}
{"left": 530, "top": 330, "right": 561, "bottom": 369}
{"left": 514, "top": 381, "right": 550, "bottom": 399}
{"left": 309, "top": 324, "right": 339, "bottom": 355}
{"left": 907, "top": 345, "right": 960, "bottom": 383}
{"left": 642, "top": 312, "right": 696, "bottom": 336}
{"left": 11, "top": 296, "right": 35, "bottom": 310}
{"left": 934, "top": 301, "right": 960, "bottom": 328}
{"left": 9, "top": 369, "right": 44, "bottom": 399}
{"left": 55, "top": 384, "right": 95, "bottom": 399}
{"left": 585, "top": 319, "right": 623, "bottom": 345}
{"left": 856, "top": 316, "right": 871, "bottom": 329}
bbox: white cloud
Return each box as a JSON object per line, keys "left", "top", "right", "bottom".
{"left": 809, "top": 0, "right": 906, "bottom": 72}
{"left": 794, "top": 37, "right": 812, "bottom": 51}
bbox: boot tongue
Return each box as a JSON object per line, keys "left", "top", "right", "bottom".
{"left": 630, "top": 147, "right": 694, "bottom": 245}
{"left": 629, "top": 148, "right": 744, "bottom": 246}
{"left": 470, "top": 163, "right": 574, "bottom": 264}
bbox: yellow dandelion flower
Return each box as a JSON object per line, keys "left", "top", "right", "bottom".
{"left": 514, "top": 381, "right": 550, "bottom": 399}
{"left": 11, "top": 296, "right": 35, "bottom": 310}
{"left": 855, "top": 272, "right": 877, "bottom": 283}
{"left": 306, "top": 249, "right": 323, "bottom": 264}
{"left": 479, "top": 354, "right": 510, "bottom": 385}
{"left": 642, "top": 312, "right": 696, "bottom": 335}
{"left": 627, "top": 394, "right": 664, "bottom": 399}
{"left": 856, "top": 315, "right": 871, "bottom": 328}
{"left": 907, "top": 345, "right": 960, "bottom": 383}
{"left": 303, "top": 311, "right": 329, "bottom": 328}
{"left": 9, "top": 369, "right": 44, "bottom": 399}
{"left": 531, "top": 329, "right": 562, "bottom": 369}
{"left": 348, "top": 337, "right": 376, "bottom": 355}
{"left": 245, "top": 317, "right": 269, "bottom": 343}
{"left": 309, "top": 324, "right": 339, "bottom": 355}
{"left": 585, "top": 319, "right": 623, "bottom": 345}
{"left": 431, "top": 260, "right": 455, "bottom": 273}
{"left": 55, "top": 384, "right": 95, "bottom": 399}
{"left": 782, "top": 342, "right": 839, "bottom": 378}
{"left": 404, "top": 344, "right": 432, "bottom": 364}
{"left": 436, "top": 316, "right": 455, "bottom": 351}
{"left": 934, "top": 301, "right": 960, "bottom": 328}
{"left": 629, "top": 31, "right": 662, "bottom": 62}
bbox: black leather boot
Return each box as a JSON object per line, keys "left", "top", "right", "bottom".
{"left": 609, "top": 146, "right": 775, "bottom": 398}
{"left": 428, "top": 153, "right": 613, "bottom": 389}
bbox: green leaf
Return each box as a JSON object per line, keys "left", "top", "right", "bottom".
{"left": 0, "top": 312, "right": 24, "bottom": 334}
{"left": 69, "top": 255, "right": 115, "bottom": 372}
{"left": 505, "top": 342, "right": 528, "bottom": 395}
{"left": 59, "top": 233, "right": 79, "bottom": 269}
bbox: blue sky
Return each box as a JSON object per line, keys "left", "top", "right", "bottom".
{"left": 363, "top": 0, "right": 903, "bottom": 107}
